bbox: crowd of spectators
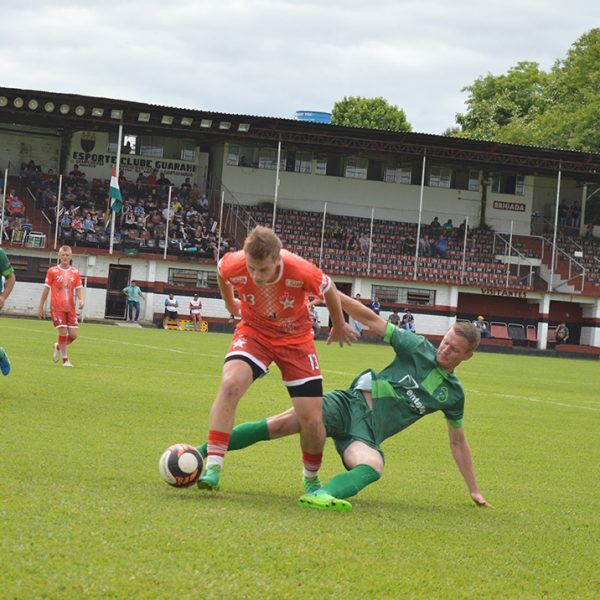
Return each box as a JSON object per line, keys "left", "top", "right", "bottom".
{"left": 20, "top": 165, "right": 236, "bottom": 260}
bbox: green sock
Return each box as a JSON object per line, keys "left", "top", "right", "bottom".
{"left": 320, "top": 464, "right": 381, "bottom": 499}
{"left": 197, "top": 419, "right": 270, "bottom": 458}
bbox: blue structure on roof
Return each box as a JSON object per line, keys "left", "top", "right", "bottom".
{"left": 295, "top": 110, "right": 331, "bottom": 124}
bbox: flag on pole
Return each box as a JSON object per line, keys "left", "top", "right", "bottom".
{"left": 109, "top": 167, "right": 122, "bottom": 213}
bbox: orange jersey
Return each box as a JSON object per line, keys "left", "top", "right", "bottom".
{"left": 44, "top": 265, "right": 83, "bottom": 313}
{"left": 218, "top": 249, "right": 331, "bottom": 345}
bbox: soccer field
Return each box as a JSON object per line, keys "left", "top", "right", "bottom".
{"left": 1, "top": 318, "right": 599, "bottom": 598}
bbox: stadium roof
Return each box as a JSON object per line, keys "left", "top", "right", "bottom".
{"left": 1, "top": 86, "right": 599, "bottom": 181}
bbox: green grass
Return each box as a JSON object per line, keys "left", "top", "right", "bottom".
{"left": 1, "top": 318, "right": 599, "bottom": 598}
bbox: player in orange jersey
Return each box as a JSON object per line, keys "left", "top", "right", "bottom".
{"left": 37, "top": 246, "right": 85, "bottom": 368}
{"left": 198, "top": 226, "right": 358, "bottom": 499}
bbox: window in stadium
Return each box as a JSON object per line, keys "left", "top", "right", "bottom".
{"left": 285, "top": 150, "right": 312, "bottom": 174}
{"left": 344, "top": 157, "right": 368, "bottom": 179}
{"left": 384, "top": 163, "right": 397, "bottom": 183}
{"left": 399, "top": 166, "right": 414, "bottom": 185}
{"left": 315, "top": 154, "right": 327, "bottom": 175}
{"left": 139, "top": 136, "right": 164, "bottom": 158}
{"left": 258, "top": 147, "right": 286, "bottom": 170}
{"left": 428, "top": 165, "right": 452, "bottom": 188}
{"left": 168, "top": 268, "right": 219, "bottom": 289}
{"left": 492, "top": 173, "right": 525, "bottom": 195}
{"left": 108, "top": 133, "right": 137, "bottom": 154}
{"left": 372, "top": 284, "right": 436, "bottom": 307}
{"left": 468, "top": 170, "right": 480, "bottom": 191}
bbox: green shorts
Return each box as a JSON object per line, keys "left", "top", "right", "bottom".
{"left": 322, "top": 388, "right": 384, "bottom": 464}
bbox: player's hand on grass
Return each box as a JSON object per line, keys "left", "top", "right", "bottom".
{"left": 471, "top": 492, "right": 493, "bottom": 508}
{"left": 327, "top": 323, "right": 360, "bottom": 347}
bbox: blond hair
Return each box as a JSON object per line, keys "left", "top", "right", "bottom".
{"left": 452, "top": 321, "right": 481, "bottom": 352}
{"left": 58, "top": 245, "right": 72, "bottom": 253}
{"left": 243, "top": 226, "right": 282, "bottom": 260}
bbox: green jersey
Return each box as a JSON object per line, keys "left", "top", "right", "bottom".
{"left": 0, "top": 249, "right": 14, "bottom": 294}
{"left": 323, "top": 323, "right": 465, "bottom": 458}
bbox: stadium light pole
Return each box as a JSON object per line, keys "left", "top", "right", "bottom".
{"left": 109, "top": 123, "right": 124, "bottom": 255}
{"left": 413, "top": 153, "right": 427, "bottom": 280}
{"left": 318, "top": 202, "right": 328, "bottom": 269}
{"left": 367, "top": 207, "right": 375, "bottom": 274}
{"left": 54, "top": 174, "right": 63, "bottom": 250}
{"left": 0, "top": 166, "right": 8, "bottom": 245}
{"left": 272, "top": 137, "right": 282, "bottom": 229}
{"left": 460, "top": 216, "right": 469, "bottom": 284}
{"left": 163, "top": 186, "right": 172, "bottom": 260}
{"left": 216, "top": 190, "right": 225, "bottom": 263}
{"left": 548, "top": 164, "right": 562, "bottom": 292}
{"left": 505, "top": 220, "right": 513, "bottom": 287}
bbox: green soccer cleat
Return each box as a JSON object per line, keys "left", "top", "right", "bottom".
{"left": 302, "top": 475, "right": 322, "bottom": 494}
{"left": 197, "top": 465, "right": 222, "bottom": 491}
{"left": 0, "top": 347, "right": 11, "bottom": 376}
{"left": 298, "top": 490, "right": 352, "bottom": 512}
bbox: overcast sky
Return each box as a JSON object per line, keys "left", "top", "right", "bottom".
{"left": 1, "top": 1, "right": 598, "bottom": 134}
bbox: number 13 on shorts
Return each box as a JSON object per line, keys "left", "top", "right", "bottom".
{"left": 308, "top": 353, "right": 320, "bottom": 370}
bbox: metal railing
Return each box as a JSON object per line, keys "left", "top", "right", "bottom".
{"left": 530, "top": 234, "right": 586, "bottom": 292}
{"left": 493, "top": 232, "right": 537, "bottom": 287}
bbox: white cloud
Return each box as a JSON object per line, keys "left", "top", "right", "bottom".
{"left": 0, "top": 0, "right": 598, "bottom": 133}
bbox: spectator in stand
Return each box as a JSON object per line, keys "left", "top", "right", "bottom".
{"left": 473, "top": 315, "right": 490, "bottom": 339}
{"left": 69, "top": 164, "right": 86, "bottom": 178}
{"left": 122, "top": 141, "right": 133, "bottom": 154}
{"left": 401, "top": 310, "right": 416, "bottom": 333}
{"left": 157, "top": 172, "right": 171, "bottom": 186}
{"left": 388, "top": 309, "right": 400, "bottom": 326}
{"left": 585, "top": 223, "right": 594, "bottom": 238}
{"left": 349, "top": 293, "right": 364, "bottom": 336}
{"left": 428, "top": 236, "right": 438, "bottom": 257}
{"left": 146, "top": 169, "right": 158, "bottom": 187}
{"left": 190, "top": 184, "right": 201, "bottom": 205}
{"left": 458, "top": 219, "right": 467, "bottom": 237}
{"left": 358, "top": 233, "right": 370, "bottom": 255}
{"left": 443, "top": 219, "right": 454, "bottom": 231}
{"left": 82, "top": 213, "right": 95, "bottom": 233}
{"left": 8, "top": 195, "right": 25, "bottom": 217}
{"left": 429, "top": 217, "right": 442, "bottom": 239}
{"left": 404, "top": 236, "right": 416, "bottom": 255}
{"left": 370, "top": 296, "right": 381, "bottom": 315}
{"left": 189, "top": 293, "right": 203, "bottom": 331}
{"left": 437, "top": 235, "right": 448, "bottom": 259}
{"left": 419, "top": 235, "right": 429, "bottom": 257}
{"left": 163, "top": 293, "right": 179, "bottom": 329}
{"left": 122, "top": 280, "right": 145, "bottom": 322}
{"left": 569, "top": 204, "right": 580, "bottom": 229}
{"left": 71, "top": 214, "right": 84, "bottom": 232}
{"left": 555, "top": 322, "right": 569, "bottom": 345}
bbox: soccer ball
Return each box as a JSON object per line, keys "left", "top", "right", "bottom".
{"left": 159, "top": 444, "right": 203, "bottom": 488}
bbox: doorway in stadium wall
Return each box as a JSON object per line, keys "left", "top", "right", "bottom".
{"left": 104, "top": 264, "right": 131, "bottom": 319}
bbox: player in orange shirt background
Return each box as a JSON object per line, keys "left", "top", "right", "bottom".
{"left": 37, "top": 246, "right": 85, "bottom": 368}
{"left": 198, "top": 225, "right": 358, "bottom": 500}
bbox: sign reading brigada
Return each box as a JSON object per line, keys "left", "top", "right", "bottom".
{"left": 493, "top": 200, "right": 526, "bottom": 212}
{"left": 481, "top": 287, "right": 528, "bottom": 298}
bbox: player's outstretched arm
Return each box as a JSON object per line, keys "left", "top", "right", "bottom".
{"left": 339, "top": 292, "right": 387, "bottom": 337}
{"left": 324, "top": 284, "right": 359, "bottom": 346}
{"left": 0, "top": 272, "right": 15, "bottom": 309}
{"left": 38, "top": 286, "right": 50, "bottom": 318}
{"left": 447, "top": 421, "right": 493, "bottom": 508}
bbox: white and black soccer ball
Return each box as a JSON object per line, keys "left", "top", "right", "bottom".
{"left": 159, "top": 444, "right": 203, "bottom": 488}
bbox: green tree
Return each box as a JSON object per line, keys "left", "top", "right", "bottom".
{"left": 331, "top": 96, "right": 412, "bottom": 132}
{"left": 451, "top": 28, "right": 600, "bottom": 152}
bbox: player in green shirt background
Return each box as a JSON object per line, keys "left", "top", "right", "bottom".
{"left": 0, "top": 248, "right": 16, "bottom": 375}
{"left": 196, "top": 292, "right": 492, "bottom": 512}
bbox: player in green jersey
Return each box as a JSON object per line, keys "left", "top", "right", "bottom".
{"left": 0, "top": 248, "right": 16, "bottom": 375}
{"left": 196, "top": 292, "right": 491, "bottom": 511}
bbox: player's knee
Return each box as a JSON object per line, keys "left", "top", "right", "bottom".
{"left": 297, "top": 413, "right": 324, "bottom": 434}
{"left": 218, "top": 376, "right": 246, "bottom": 402}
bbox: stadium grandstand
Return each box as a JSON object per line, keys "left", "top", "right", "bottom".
{"left": 1, "top": 85, "right": 599, "bottom": 356}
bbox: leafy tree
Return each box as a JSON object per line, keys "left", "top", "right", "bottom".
{"left": 451, "top": 29, "right": 600, "bottom": 152}
{"left": 331, "top": 96, "right": 412, "bottom": 132}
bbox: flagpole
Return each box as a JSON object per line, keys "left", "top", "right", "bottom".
{"left": 109, "top": 123, "right": 124, "bottom": 255}
{"left": 0, "top": 166, "right": 8, "bottom": 245}
{"left": 54, "top": 174, "right": 63, "bottom": 250}
{"left": 163, "top": 186, "right": 172, "bottom": 260}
